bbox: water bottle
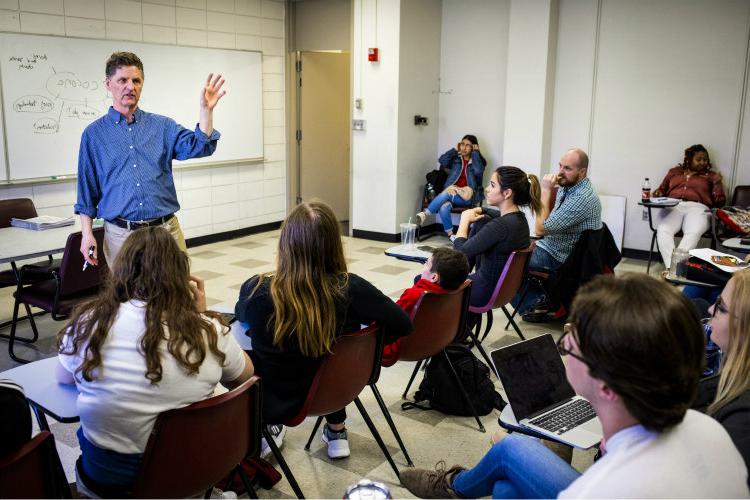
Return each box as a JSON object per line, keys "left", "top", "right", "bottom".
{"left": 426, "top": 182, "right": 436, "bottom": 201}
{"left": 641, "top": 178, "right": 651, "bottom": 202}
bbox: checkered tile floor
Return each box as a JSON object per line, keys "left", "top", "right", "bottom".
{"left": 0, "top": 229, "right": 650, "bottom": 497}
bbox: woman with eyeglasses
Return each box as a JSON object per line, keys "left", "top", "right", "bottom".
{"left": 399, "top": 273, "right": 748, "bottom": 498}
{"left": 416, "top": 134, "right": 487, "bottom": 239}
{"left": 706, "top": 268, "right": 750, "bottom": 487}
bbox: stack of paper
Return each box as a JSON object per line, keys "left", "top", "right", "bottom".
{"left": 10, "top": 215, "right": 75, "bottom": 231}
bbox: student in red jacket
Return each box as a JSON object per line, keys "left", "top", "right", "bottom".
{"left": 382, "top": 247, "right": 470, "bottom": 367}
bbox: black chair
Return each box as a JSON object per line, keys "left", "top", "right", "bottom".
{"left": 8, "top": 228, "right": 108, "bottom": 363}
{"left": 0, "top": 198, "right": 58, "bottom": 334}
{"left": 0, "top": 430, "right": 72, "bottom": 498}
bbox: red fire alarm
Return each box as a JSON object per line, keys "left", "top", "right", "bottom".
{"left": 368, "top": 48, "right": 379, "bottom": 62}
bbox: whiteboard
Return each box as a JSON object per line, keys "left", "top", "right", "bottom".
{"left": 0, "top": 33, "right": 263, "bottom": 182}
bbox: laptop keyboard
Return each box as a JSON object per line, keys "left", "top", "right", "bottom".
{"left": 529, "top": 399, "right": 596, "bottom": 434}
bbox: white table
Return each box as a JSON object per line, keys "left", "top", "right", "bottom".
{"left": 384, "top": 244, "right": 433, "bottom": 263}
{"left": 0, "top": 356, "right": 79, "bottom": 430}
{"left": 0, "top": 222, "right": 81, "bottom": 265}
{"left": 722, "top": 237, "right": 750, "bottom": 253}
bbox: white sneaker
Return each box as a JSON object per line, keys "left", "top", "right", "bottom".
{"left": 210, "top": 487, "right": 238, "bottom": 499}
{"left": 415, "top": 212, "right": 427, "bottom": 226}
{"left": 322, "top": 425, "right": 350, "bottom": 459}
{"left": 261, "top": 424, "right": 286, "bottom": 459}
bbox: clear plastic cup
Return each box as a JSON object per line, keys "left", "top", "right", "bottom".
{"left": 669, "top": 248, "right": 690, "bottom": 278}
{"left": 400, "top": 222, "right": 417, "bottom": 251}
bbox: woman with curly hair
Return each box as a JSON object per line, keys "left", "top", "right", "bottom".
{"left": 653, "top": 144, "right": 725, "bottom": 267}
{"left": 56, "top": 226, "right": 254, "bottom": 491}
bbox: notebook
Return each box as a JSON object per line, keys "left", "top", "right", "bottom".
{"left": 490, "top": 334, "right": 602, "bottom": 449}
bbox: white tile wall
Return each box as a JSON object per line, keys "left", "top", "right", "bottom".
{"left": 142, "top": 3, "right": 176, "bottom": 26}
{"left": 64, "top": 0, "right": 105, "bottom": 19}
{"left": 106, "top": 20, "right": 143, "bottom": 41}
{"left": 0, "top": 0, "right": 288, "bottom": 237}
{"left": 143, "top": 24, "right": 177, "bottom": 44}
{"left": 235, "top": 0, "right": 259, "bottom": 17}
{"left": 208, "top": 0, "right": 234, "bottom": 14}
{"left": 20, "top": 0, "right": 63, "bottom": 15}
{"left": 65, "top": 16, "right": 106, "bottom": 38}
{"left": 0, "top": 9, "right": 20, "bottom": 30}
{"left": 20, "top": 11, "right": 65, "bottom": 34}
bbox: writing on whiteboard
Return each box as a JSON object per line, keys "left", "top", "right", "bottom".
{"left": 8, "top": 54, "right": 109, "bottom": 135}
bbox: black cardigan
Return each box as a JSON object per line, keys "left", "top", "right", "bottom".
{"left": 235, "top": 274, "right": 412, "bottom": 424}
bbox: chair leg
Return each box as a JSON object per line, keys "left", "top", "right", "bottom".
{"left": 8, "top": 297, "right": 32, "bottom": 364}
{"left": 263, "top": 426, "right": 304, "bottom": 499}
{"left": 236, "top": 464, "right": 258, "bottom": 499}
{"left": 463, "top": 328, "right": 499, "bottom": 381}
{"left": 370, "top": 384, "right": 413, "bottom": 466}
{"left": 353, "top": 397, "right": 401, "bottom": 479}
{"left": 505, "top": 280, "right": 530, "bottom": 330}
{"left": 442, "top": 349, "right": 485, "bottom": 433}
{"left": 647, "top": 231, "right": 657, "bottom": 273}
{"left": 402, "top": 359, "right": 423, "bottom": 399}
{"left": 0, "top": 306, "right": 44, "bottom": 341}
{"left": 479, "top": 311, "right": 494, "bottom": 343}
{"left": 304, "top": 416, "right": 325, "bottom": 451}
{"left": 501, "top": 306, "right": 525, "bottom": 341}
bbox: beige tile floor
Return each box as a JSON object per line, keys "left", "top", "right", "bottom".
{"left": 0, "top": 229, "right": 652, "bottom": 498}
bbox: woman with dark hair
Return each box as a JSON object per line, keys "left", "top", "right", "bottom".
{"left": 452, "top": 166, "right": 541, "bottom": 307}
{"left": 235, "top": 200, "right": 411, "bottom": 459}
{"left": 653, "top": 144, "right": 725, "bottom": 267}
{"left": 400, "top": 274, "right": 748, "bottom": 498}
{"left": 416, "top": 134, "right": 487, "bottom": 238}
{"left": 55, "top": 227, "right": 254, "bottom": 490}
{"left": 707, "top": 268, "right": 750, "bottom": 487}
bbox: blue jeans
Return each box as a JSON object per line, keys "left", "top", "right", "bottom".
{"left": 77, "top": 427, "right": 142, "bottom": 488}
{"left": 683, "top": 285, "right": 721, "bottom": 304}
{"left": 510, "top": 247, "right": 563, "bottom": 313}
{"left": 452, "top": 434, "right": 580, "bottom": 499}
{"left": 426, "top": 191, "right": 472, "bottom": 232}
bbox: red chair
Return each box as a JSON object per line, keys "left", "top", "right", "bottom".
{"left": 469, "top": 243, "right": 535, "bottom": 344}
{"left": 265, "top": 325, "right": 399, "bottom": 499}
{"left": 397, "top": 280, "right": 489, "bottom": 432}
{"left": 0, "top": 430, "right": 72, "bottom": 498}
{"left": 76, "top": 376, "right": 262, "bottom": 498}
{"left": 8, "top": 228, "right": 108, "bottom": 363}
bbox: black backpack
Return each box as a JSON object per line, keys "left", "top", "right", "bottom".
{"left": 402, "top": 345, "right": 506, "bottom": 416}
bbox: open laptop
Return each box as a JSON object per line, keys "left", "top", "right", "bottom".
{"left": 490, "top": 334, "right": 602, "bottom": 449}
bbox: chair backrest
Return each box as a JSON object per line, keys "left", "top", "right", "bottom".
{"left": 286, "top": 325, "right": 381, "bottom": 426}
{"left": 132, "top": 376, "right": 262, "bottom": 498}
{"left": 57, "top": 228, "right": 108, "bottom": 298}
{"left": 731, "top": 185, "right": 750, "bottom": 208}
{"left": 398, "top": 280, "right": 471, "bottom": 362}
{"left": 0, "top": 198, "right": 37, "bottom": 229}
{"left": 0, "top": 431, "right": 71, "bottom": 498}
{"left": 470, "top": 242, "right": 535, "bottom": 314}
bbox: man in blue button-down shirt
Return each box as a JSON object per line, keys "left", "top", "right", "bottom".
{"left": 74, "top": 52, "right": 225, "bottom": 267}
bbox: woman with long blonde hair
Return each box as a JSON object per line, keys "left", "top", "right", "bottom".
{"left": 235, "top": 201, "right": 411, "bottom": 459}
{"left": 56, "top": 227, "right": 254, "bottom": 491}
{"left": 708, "top": 268, "right": 750, "bottom": 486}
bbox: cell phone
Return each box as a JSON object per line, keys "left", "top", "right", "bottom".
{"left": 218, "top": 312, "right": 237, "bottom": 325}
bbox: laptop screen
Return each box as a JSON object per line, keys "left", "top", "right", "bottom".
{"left": 491, "top": 334, "right": 576, "bottom": 420}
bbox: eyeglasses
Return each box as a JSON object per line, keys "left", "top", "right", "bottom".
{"left": 556, "top": 323, "right": 588, "bottom": 365}
{"left": 713, "top": 294, "right": 730, "bottom": 317}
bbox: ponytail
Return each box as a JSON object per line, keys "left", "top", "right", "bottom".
{"left": 495, "top": 166, "right": 541, "bottom": 215}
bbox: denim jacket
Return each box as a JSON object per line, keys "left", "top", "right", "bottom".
{"left": 438, "top": 148, "right": 486, "bottom": 204}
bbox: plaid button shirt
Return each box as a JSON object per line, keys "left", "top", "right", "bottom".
{"left": 537, "top": 177, "right": 602, "bottom": 263}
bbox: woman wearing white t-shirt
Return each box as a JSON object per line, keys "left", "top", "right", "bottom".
{"left": 56, "top": 227, "right": 253, "bottom": 491}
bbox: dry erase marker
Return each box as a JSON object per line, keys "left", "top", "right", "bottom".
{"left": 82, "top": 246, "right": 95, "bottom": 271}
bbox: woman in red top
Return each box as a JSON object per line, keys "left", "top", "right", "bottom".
{"left": 653, "top": 144, "right": 725, "bottom": 267}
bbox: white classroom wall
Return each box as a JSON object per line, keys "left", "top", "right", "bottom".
{"left": 0, "top": 0, "right": 287, "bottom": 240}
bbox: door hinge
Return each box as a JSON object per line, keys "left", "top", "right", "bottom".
{"left": 296, "top": 60, "right": 302, "bottom": 72}
{"left": 296, "top": 129, "right": 302, "bottom": 142}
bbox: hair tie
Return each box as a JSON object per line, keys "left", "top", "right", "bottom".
{"left": 527, "top": 175, "right": 531, "bottom": 183}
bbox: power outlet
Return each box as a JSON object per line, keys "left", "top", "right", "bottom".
{"left": 352, "top": 119, "right": 366, "bottom": 131}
